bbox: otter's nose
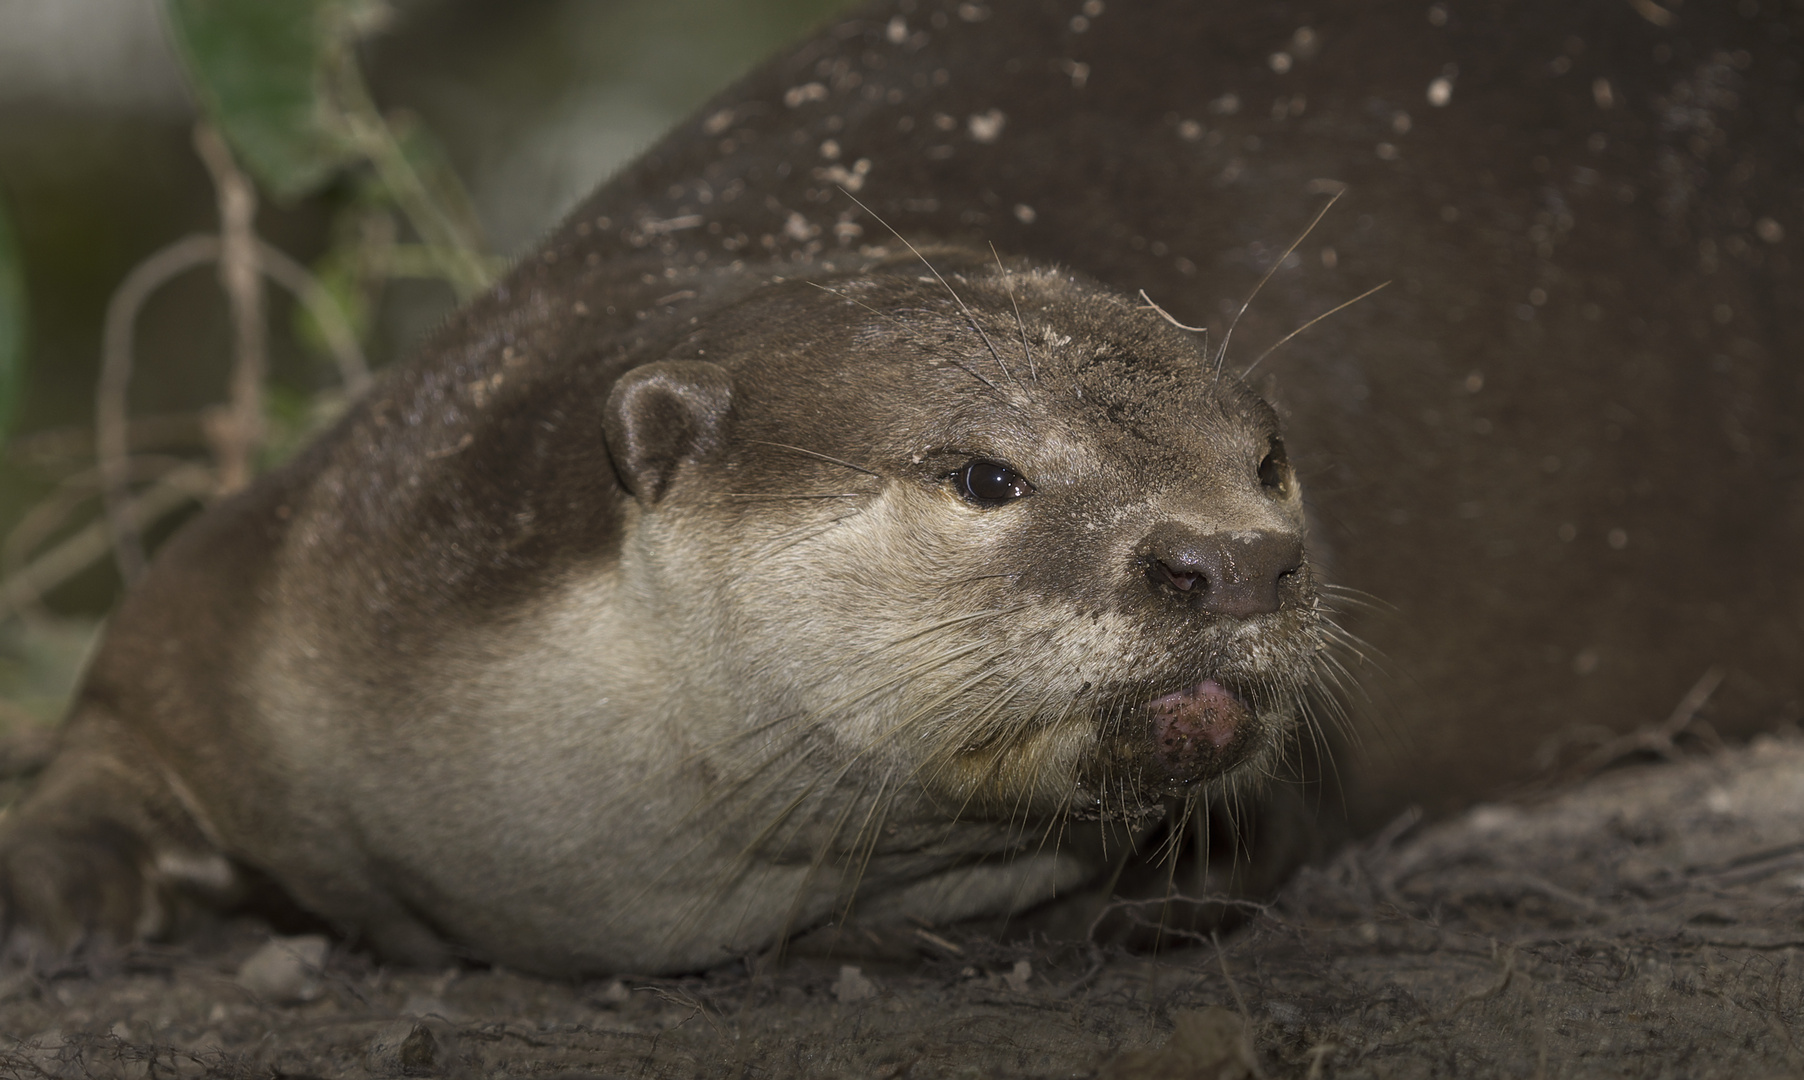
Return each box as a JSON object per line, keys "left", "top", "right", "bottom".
{"left": 1142, "top": 525, "right": 1303, "bottom": 617}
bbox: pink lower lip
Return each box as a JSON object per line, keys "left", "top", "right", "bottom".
{"left": 1147, "top": 679, "right": 1251, "bottom": 781}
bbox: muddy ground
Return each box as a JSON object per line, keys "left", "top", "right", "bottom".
{"left": 6, "top": 733, "right": 1804, "bottom": 1079}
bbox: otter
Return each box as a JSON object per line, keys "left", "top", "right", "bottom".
{"left": 0, "top": 250, "right": 1328, "bottom": 974}
{"left": 5, "top": 0, "right": 1801, "bottom": 969}
{"left": 572, "top": 0, "right": 1798, "bottom": 828}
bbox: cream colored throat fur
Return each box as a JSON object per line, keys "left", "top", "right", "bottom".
{"left": 239, "top": 511, "right": 1096, "bottom": 974}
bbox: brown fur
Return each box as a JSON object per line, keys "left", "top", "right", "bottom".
{"left": 1, "top": 254, "right": 1327, "bottom": 975}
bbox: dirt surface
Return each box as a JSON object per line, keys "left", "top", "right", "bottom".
{"left": 7, "top": 734, "right": 1804, "bottom": 1078}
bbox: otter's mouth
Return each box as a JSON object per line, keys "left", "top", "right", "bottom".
{"left": 1143, "top": 679, "right": 1258, "bottom": 786}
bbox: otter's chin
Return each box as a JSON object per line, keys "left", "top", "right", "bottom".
{"left": 1144, "top": 679, "right": 1259, "bottom": 785}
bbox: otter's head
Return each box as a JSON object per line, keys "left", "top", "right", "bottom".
{"left": 603, "top": 251, "right": 1324, "bottom": 824}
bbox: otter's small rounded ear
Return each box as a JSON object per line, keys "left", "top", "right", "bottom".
{"left": 603, "top": 360, "right": 734, "bottom": 503}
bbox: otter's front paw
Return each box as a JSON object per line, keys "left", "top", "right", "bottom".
{"left": 0, "top": 819, "right": 153, "bottom": 959}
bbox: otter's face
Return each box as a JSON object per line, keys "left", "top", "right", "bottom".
{"left": 605, "top": 259, "right": 1323, "bottom": 822}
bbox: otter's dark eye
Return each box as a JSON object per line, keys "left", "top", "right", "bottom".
{"left": 1257, "top": 439, "right": 1290, "bottom": 492}
{"left": 955, "top": 460, "right": 1033, "bottom": 505}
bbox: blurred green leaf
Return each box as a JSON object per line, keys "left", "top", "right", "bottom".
{"left": 164, "top": 0, "right": 360, "bottom": 199}
{"left": 0, "top": 194, "right": 24, "bottom": 442}
{"left": 259, "top": 383, "right": 348, "bottom": 471}
{"left": 292, "top": 247, "right": 371, "bottom": 361}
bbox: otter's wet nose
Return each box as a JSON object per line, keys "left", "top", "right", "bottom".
{"left": 1143, "top": 526, "right": 1302, "bottom": 617}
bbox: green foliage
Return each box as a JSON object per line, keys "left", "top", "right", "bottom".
{"left": 0, "top": 195, "right": 24, "bottom": 443}
{"left": 292, "top": 243, "right": 373, "bottom": 364}
{"left": 259, "top": 383, "right": 349, "bottom": 472}
{"left": 167, "top": 0, "right": 494, "bottom": 297}
{"left": 356, "top": 107, "right": 493, "bottom": 296}
{"left": 164, "top": 0, "right": 364, "bottom": 199}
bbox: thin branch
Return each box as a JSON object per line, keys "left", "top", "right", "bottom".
{"left": 1572, "top": 665, "right": 1727, "bottom": 773}
{"left": 325, "top": 52, "right": 492, "bottom": 298}
{"left": 378, "top": 243, "right": 509, "bottom": 283}
{"left": 10, "top": 413, "right": 206, "bottom": 473}
{"left": 254, "top": 241, "right": 371, "bottom": 395}
{"left": 98, "top": 234, "right": 220, "bottom": 584}
{"left": 194, "top": 124, "right": 266, "bottom": 496}
{"left": 1, "top": 463, "right": 217, "bottom": 618}
{"left": 2, "top": 455, "right": 190, "bottom": 618}
{"left": 93, "top": 228, "right": 373, "bottom": 585}
{"left": 1213, "top": 931, "right": 1254, "bottom": 1029}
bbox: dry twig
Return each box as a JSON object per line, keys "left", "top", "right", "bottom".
{"left": 88, "top": 133, "right": 369, "bottom": 590}
{"left": 193, "top": 125, "right": 266, "bottom": 497}
{"left": 97, "top": 234, "right": 220, "bottom": 583}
